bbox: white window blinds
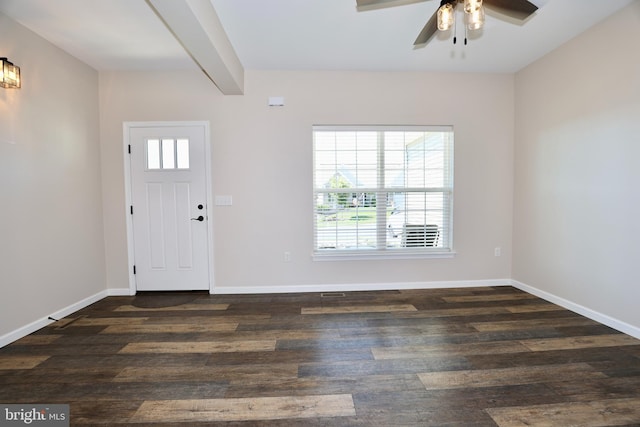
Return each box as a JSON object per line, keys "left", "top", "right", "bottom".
{"left": 313, "top": 125, "right": 454, "bottom": 256}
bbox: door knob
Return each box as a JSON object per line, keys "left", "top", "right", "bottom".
{"left": 191, "top": 216, "right": 204, "bottom": 222}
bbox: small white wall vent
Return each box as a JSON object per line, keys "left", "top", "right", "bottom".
{"left": 268, "top": 96, "right": 285, "bottom": 107}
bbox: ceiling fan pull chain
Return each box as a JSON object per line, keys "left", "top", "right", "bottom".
{"left": 453, "top": 8, "right": 457, "bottom": 44}
{"left": 464, "top": 25, "right": 468, "bottom": 45}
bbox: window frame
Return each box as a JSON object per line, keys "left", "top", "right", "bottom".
{"left": 312, "top": 125, "right": 455, "bottom": 261}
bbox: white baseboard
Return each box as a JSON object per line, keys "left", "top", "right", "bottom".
{"left": 0, "top": 290, "right": 109, "bottom": 348}
{"left": 511, "top": 279, "right": 640, "bottom": 340}
{"left": 212, "top": 279, "right": 512, "bottom": 295}
{"left": 107, "top": 288, "right": 135, "bottom": 296}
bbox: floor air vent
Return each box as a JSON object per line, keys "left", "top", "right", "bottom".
{"left": 321, "top": 292, "right": 346, "bottom": 298}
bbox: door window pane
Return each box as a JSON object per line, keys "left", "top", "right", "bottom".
{"left": 176, "top": 139, "right": 190, "bottom": 169}
{"left": 147, "top": 139, "right": 161, "bottom": 170}
{"left": 162, "top": 139, "right": 175, "bottom": 169}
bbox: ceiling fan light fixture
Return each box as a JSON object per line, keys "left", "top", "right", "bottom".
{"left": 465, "top": 6, "right": 485, "bottom": 31}
{"left": 463, "top": 0, "right": 482, "bottom": 14}
{"left": 437, "top": 2, "right": 455, "bottom": 31}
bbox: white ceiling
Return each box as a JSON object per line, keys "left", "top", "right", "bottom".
{"left": 0, "top": 0, "right": 634, "bottom": 73}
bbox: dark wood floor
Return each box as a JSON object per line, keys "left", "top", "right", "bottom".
{"left": 1, "top": 286, "right": 640, "bottom": 426}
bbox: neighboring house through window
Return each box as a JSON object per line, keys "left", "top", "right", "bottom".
{"left": 313, "top": 125, "right": 454, "bottom": 259}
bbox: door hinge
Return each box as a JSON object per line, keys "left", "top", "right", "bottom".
{"left": 130, "top": 205, "right": 133, "bottom": 215}
{"left": 133, "top": 265, "right": 136, "bottom": 275}
{"left": 128, "top": 144, "right": 131, "bottom": 154}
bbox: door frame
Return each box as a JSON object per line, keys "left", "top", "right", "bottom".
{"left": 123, "top": 121, "right": 215, "bottom": 295}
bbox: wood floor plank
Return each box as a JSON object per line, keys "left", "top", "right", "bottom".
{"left": 505, "top": 304, "right": 564, "bottom": 313}
{"left": 521, "top": 334, "right": 640, "bottom": 352}
{"left": 372, "top": 340, "right": 531, "bottom": 360}
{"left": 2, "top": 342, "right": 127, "bottom": 356}
{"left": 100, "top": 322, "right": 238, "bottom": 334}
{"left": 0, "top": 367, "right": 124, "bottom": 384}
{"left": 115, "top": 363, "right": 298, "bottom": 383}
{"left": 11, "top": 335, "right": 62, "bottom": 345}
{"left": 549, "top": 376, "right": 640, "bottom": 401}
{"left": 277, "top": 336, "right": 394, "bottom": 352}
{"left": 0, "top": 379, "right": 227, "bottom": 402}
{"left": 411, "top": 383, "right": 563, "bottom": 412}
{"left": 129, "top": 394, "right": 356, "bottom": 422}
{"left": 225, "top": 373, "right": 426, "bottom": 399}
{"left": 35, "top": 353, "right": 211, "bottom": 369}
{"left": 353, "top": 389, "right": 496, "bottom": 425}
{"left": 486, "top": 398, "right": 640, "bottom": 427}
{"left": 142, "top": 314, "right": 271, "bottom": 324}
{"left": 298, "top": 356, "right": 471, "bottom": 378}
{"left": 119, "top": 339, "right": 276, "bottom": 354}
{"left": 236, "top": 318, "right": 369, "bottom": 332}
{"left": 466, "top": 346, "right": 640, "bottom": 371}
{"left": 417, "top": 362, "right": 605, "bottom": 390}
{"left": 471, "top": 317, "right": 597, "bottom": 332}
{"left": 442, "top": 293, "right": 537, "bottom": 303}
{"left": 74, "top": 317, "right": 148, "bottom": 326}
{"left": 71, "top": 400, "right": 143, "bottom": 425}
{"left": 380, "top": 306, "right": 512, "bottom": 318}
{"left": 206, "top": 348, "right": 373, "bottom": 367}
{"left": 114, "top": 303, "right": 229, "bottom": 312}
{"left": 214, "top": 328, "right": 344, "bottom": 341}
{"left": 338, "top": 324, "right": 476, "bottom": 338}
{"left": 0, "top": 355, "right": 49, "bottom": 369}
{"left": 301, "top": 304, "right": 417, "bottom": 315}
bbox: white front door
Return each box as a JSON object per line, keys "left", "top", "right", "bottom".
{"left": 128, "top": 123, "right": 210, "bottom": 291}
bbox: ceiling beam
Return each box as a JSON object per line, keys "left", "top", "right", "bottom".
{"left": 146, "top": 0, "right": 244, "bottom": 95}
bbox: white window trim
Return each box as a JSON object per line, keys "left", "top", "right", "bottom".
{"left": 312, "top": 125, "right": 455, "bottom": 260}
{"left": 312, "top": 249, "right": 457, "bottom": 261}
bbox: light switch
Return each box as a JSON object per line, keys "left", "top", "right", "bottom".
{"left": 215, "top": 195, "right": 233, "bottom": 206}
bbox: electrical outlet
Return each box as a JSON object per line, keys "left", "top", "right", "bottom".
{"left": 283, "top": 251, "right": 291, "bottom": 262}
{"left": 494, "top": 247, "right": 501, "bottom": 257}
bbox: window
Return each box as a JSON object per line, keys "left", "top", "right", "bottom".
{"left": 146, "top": 138, "right": 190, "bottom": 170}
{"left": 313, "top": 125, "right": 454, "bottom": 259}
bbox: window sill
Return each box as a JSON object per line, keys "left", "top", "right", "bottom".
{"left": 312, "top": 250, "right": 457, "bottom": 262}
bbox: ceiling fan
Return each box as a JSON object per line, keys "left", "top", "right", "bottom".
{"left": 356, "top": 0, "right": 538, "bottom": 46}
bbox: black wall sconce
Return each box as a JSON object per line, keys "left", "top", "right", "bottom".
{"left": 1, "top": 58, "right": 21, "bottom": 89}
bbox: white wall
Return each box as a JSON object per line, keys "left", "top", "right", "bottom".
{"left": 513, "top": 2, "right": 640, "bottom": 331}
{"left": 0, "top": 13, "right": 106, "bottom": 339}
{"left": 100, "top": 69, "right": 515, "bottom": 292}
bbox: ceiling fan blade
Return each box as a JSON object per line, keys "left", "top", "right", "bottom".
{"left": 413, "top": 8, "right": 438, "bottom": 46}
{"left": 483, "top": 0, "right": 538, "bottom": 20}
{"left": 357, "top": 0, "right": 408, "bottom": 7}
{"left": 356, "top": 0, "right": 427, "bottom": 10}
